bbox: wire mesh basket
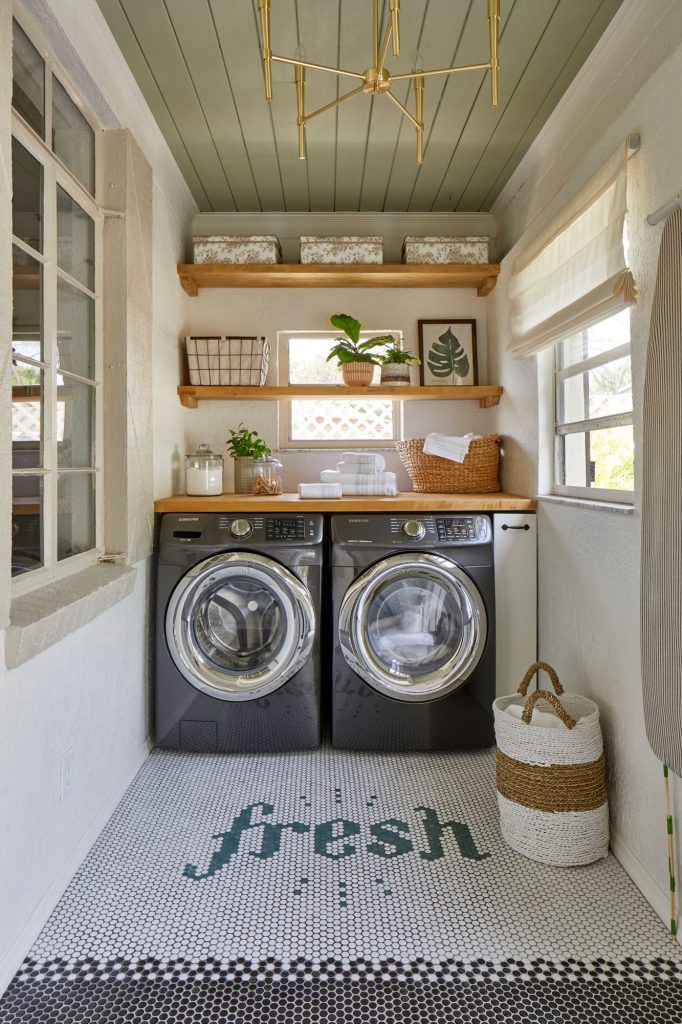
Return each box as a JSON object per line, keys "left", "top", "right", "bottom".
{"left": 184, "top": 336, "right": 269, "bottom": 386}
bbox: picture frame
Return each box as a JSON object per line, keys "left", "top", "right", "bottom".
{"left": 418, "top": 319, "right": 478, "bottom": 387}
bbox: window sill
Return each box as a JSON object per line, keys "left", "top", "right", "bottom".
{"left": 6, "top": 563, "right": 137, "bottom": 669}
{"left": 537, "top": 494, "right": 635, "bottom": 514}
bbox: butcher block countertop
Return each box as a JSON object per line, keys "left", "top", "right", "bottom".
{"left": 154, "top": 492, "right": 537, "bottom": 514}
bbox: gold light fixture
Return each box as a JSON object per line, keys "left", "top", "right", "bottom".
{"left": 257, "top": 0, "right": 500, "bottom": 165}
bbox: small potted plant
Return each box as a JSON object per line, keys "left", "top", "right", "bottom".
{"left": 378, "top": 340, "right": 421, "bottom": 386}
{"left": 226, "top": 423, "right": 272, "bottom": 493}
{"left": 326, "top": 313, "right": 393, "bottom": 387}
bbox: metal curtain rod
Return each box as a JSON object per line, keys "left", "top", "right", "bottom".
{"left": 646, "top": 192, "right": 682, "bottom": 227}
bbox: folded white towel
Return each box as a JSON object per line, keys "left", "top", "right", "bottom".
{"left": 341, "top": 451, "right": 386, "bottom": 468}
{"left": 339, "top": 482, "right": 398, "bottom": 496}
{"left": 337, "top": 458, "right": 386, "bottom": 475}
{"left": 321, "top": 469, "right": 397, "bottom": 488}
{"left": 423, "top": 432, "right": 479, "bottom": 464}
{"left": 505, "top": 701, "right": 579, "bottom": 730}
{"left": 297, "top": 482, "right": 342, "bottom": 499}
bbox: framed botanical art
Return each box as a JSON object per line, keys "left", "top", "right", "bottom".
{"left": 418, "top": 319, "right": 478, "bottom": 387}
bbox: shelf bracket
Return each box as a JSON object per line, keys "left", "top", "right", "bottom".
{"left": 179, "top": 273, "right": 198, "bottom": 297}
{"left": 479, "top": 394, "right": 501, "bottom": 408}
{"left": 477, "top": 275, "right": 497, "bottom": 297}
{"left": 179, "top": 389, "right": 199, "bottom": 408}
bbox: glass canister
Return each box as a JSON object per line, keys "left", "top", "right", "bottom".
{"left": 185, "top": 444, "right": 224, "bottom": 496}
{"left": 252, "top": 456, "right": 283, "bottom": 495}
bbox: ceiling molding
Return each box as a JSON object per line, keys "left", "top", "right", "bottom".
{"left": 192, "top": 211, "right": 498, "bottom": 263}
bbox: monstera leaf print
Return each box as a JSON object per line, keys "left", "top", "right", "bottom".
{"left": 426, "top": 327, "right": 470, "bottom": 381}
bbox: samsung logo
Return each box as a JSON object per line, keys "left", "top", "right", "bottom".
{"left": 347, "top": 518, "right": 370, "bottom": 523}
{"left": 178, "top": 516, "right": 200, "bottom": 522}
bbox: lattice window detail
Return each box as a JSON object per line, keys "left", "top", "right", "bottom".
{"left": 290, "top": 399, "right": 395, "bottom": 442}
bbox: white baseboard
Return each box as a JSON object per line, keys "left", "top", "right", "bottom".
{"left": 0, "top": 736, "right": 153, "bottom": 997}
{"left": 610, "top": 827, "right": 678, "bottom": 940}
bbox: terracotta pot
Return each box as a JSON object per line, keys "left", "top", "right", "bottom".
{"left": 380, "top": 362, "right": 411, "bottom": 386}
{"left": 341, "top": 361, "right": 375, "bottom": 387}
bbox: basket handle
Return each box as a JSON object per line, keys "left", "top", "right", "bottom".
{"left": 517, "top": 661, "right": 564, "bottom": 697}
{"left": 521, "top": 690, "right": 577, "bottom": 730}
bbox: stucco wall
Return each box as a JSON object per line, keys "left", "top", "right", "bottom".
{"left": 487, "top": 0, "right": 682, "bottom": 924}
{"left": 0, "top": 0, "right": 196, "bottom": 992}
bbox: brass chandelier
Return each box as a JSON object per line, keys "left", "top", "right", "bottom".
{"left": 257, "top": 0, "right": 500, "bottom": 164}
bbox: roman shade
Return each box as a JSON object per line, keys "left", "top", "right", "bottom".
{"left": 508, "top": 144, "right": 636, "bottom": 357}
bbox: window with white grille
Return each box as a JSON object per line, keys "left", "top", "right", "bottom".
{"left": 11, "top": 17, "right": 102, "bottom": 586}
{"left": 278, "top": 331, "right": 401, "bottom": 449}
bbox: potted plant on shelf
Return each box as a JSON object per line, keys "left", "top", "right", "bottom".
{"left": 226, "top": 423, "right": 272, "bottom": 493}
{"left": 326, "top": 313, "right": 393, "bottom": 387}
{"left": 377, "top": 340, "right": 421, "bottom": 387}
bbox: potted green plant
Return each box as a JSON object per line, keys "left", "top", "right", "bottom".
{"left": 378, "top": 340, "right": 421, "bottom": 387}
{"left": 226, "top": 423, "right": 272, "bottom": 493}
{"left": 326, "top": 314, "right": 394, "bottom": 387}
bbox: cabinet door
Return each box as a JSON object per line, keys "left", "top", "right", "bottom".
{"left": 494, "top": 514, "right": 537, "bottom": 697}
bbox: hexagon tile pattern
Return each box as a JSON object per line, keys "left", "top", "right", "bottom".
{"left": 2, "top": 746, "right": 682, "bottom": 1023}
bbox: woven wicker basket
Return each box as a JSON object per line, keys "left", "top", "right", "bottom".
{"left": 395, "top": 435, "right": 501, "bottom": 493}
{"left": 493, "top": 662, "right": 609, "bottom": 867}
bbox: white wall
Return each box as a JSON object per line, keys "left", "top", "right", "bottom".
{"left": 0, "top": 0, "right": 196, "bottom": 992}
{"left": 178, "top": 286, "right": 492, "bottom": 492}
{"left": 488, "top": 0, "right": 682, "bottom": 925}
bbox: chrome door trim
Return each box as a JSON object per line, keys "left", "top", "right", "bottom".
{"left": 338, "top": 552, "right": 487, "bottom": 702}
{"left": 166, "top": 552, "right": 315, "bottom": 701}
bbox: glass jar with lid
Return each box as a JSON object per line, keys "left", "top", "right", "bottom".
{"left": 252, "top": 456, "right": 283, "bottom": 495}
{"left": 185, "top": 444, "right": 224, "bottom": 496}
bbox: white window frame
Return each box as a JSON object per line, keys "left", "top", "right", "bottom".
{"left": 277, "top": 330, "right": 403, "bottom": 450}
{"left": 551, "top": 313, "right": 634, "bottom": 504}
{"left": 11, "top": 12, "right": 104, "bottom": 596}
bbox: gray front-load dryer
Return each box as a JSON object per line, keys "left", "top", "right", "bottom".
{"left": 155, "top": 513, "right": 323, "bottom": 752}
{"left": 331, "top": 513, "right": 495, "bottom": 751}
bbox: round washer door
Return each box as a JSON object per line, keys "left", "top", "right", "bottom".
{"left": 166, "top": 552, "right": 315, "bottom": 701}
{"left": 339, "top": 552, "right": 487, "bottom": 702}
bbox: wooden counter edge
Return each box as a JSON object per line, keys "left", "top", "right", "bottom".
{"left": 153, "top": 492, "right": 537, "bottom": 513}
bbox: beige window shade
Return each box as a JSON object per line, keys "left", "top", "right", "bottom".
{"left": 509, "top": 144, "right": 636, "bottom": 357}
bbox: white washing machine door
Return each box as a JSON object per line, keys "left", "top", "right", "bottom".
{"left": 166, "top": 552, "right": 315, "bottom": 701}
{"left": 339, "top": 552, "right": 487, "bottom": 702}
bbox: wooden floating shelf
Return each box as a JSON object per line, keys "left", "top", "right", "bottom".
{"left": 178, "top": 384, "right": 503, "bottom": 409}
{"left": 177, "top": 262, "right": 500, "bottom": 296}
{"left": 155, "top": 492, "right": 537, "bottom": 514}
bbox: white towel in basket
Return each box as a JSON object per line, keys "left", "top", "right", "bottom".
{"left": 423, "top": 432, "right": 479, "bottom": 463}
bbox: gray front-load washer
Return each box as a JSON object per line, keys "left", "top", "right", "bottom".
{"left": 155, "top": 512, "right": 323, "bottom": 752}
{"left": 331, "top": 513, "right": 495, "bottom": 751}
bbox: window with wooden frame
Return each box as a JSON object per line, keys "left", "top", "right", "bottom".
{"left": 277, "top": 330, "right": 402, "bottom": 449}
{"left": 553, "top": 308, "right": 633, "bottom": 501}
{"left": 11, "top": 16, "right": 102, "bottom": 587}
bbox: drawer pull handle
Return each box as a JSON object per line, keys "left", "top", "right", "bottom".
{"left": 501, "top": 523, "right": 530, "bottom": 531}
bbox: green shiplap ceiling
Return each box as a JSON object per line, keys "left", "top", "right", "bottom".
{"left": 95, "top": 0, "right": 624, "bottom": 212}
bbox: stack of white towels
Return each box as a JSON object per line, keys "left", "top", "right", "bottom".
{"left": 298, "top": 452, "right": 398, "bottom": 499}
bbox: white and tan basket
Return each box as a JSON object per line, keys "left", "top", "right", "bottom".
{"left": 184, "top": 336, "right": 269, "bottom": 386}
{"left": 493, "top": 662, "right": 609, "bottom": 867}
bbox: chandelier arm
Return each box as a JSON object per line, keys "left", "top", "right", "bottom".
{"left": 488, "top": 0, "right": 500, "bottom": 107}
{"left": 373, "top": 0, "right": 379, "bottom": 66}
{"left": 389, "top": 0, "right": 400, "bottom": 58}
{"left": 377, "top": 21, "right": 393, "bottom": 74}
{"left": 303, "top": 84, "right": 366, "bottom": 125}
{"left": 257, "top": 0, "right": 272, "bottom": 100}
{"left": 390, "top": 62, "right": 491, "bottom": 82}
{"left": 385, "top": 90, "right": 419, "bottom": 131}
{"left": 414, "top": 74, "right": 424, "bottom": 165}
{"left": 271, "top": 54, "right": 365, "bottom": 81}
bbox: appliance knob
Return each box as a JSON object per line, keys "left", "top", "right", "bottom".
{"left": 230, "top": 518, "right": 253, "bottom": 538}
{"left": 402, "top": 520, "right": 425, "bottom": 540}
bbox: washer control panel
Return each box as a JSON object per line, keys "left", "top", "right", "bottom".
{"left": 437, "top": 517, "right": 479, "bottom": 542}
{"left": 265, "top": 517, "right": 307, "bottom": 541}
{"left": 331, "top": 514, "right": 491, "bottom": 546}
{"left": 161, "top": 513, "right": 323, "bottom": 547}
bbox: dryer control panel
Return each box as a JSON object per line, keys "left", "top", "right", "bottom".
{"left": 159, "top": 513, "right": 324, "bottom": 547}
{"left": 331, "top": 514, "right": 491, "bottom": 547}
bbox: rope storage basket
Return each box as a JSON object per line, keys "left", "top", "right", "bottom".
{"left": 395, "top": 435, "right": 501, "bottom": 493}
{"left": 493, "top": 662, "right": 609, "bottom": 867}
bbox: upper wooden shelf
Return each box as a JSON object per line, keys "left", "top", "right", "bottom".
{"left": 178, "top": 384, "right": 503, "bottom": 409}
{"left": 177, "top": 262, "right": 500, "bottom": 296}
